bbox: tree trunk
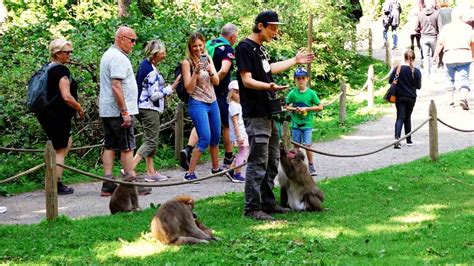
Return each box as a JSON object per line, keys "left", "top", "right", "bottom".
{"left": 118, "top": 0, "right": 132, "bottom": 18}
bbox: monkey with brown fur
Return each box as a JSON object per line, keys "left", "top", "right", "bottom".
{"left": 151, "top": 195, "right": 217, "bottom": 245}
{"left": 278, "top": 146, "right": 324, "bottom": 212}
{"left": 109, "top": 175, "right": 141, "bottom": 214}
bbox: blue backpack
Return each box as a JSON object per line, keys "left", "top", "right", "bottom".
{"left": 26, "top": 63, "right": 58, "bottom": 113}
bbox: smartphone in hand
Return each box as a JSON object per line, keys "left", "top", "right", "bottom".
{"left": 200, "top": 54, "right": 208, "bottom": 67}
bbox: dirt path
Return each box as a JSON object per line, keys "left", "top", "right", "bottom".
{"left": 1, "top": 22, "right": 472, "bottom": 225}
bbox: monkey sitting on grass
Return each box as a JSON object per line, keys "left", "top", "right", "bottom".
{"left": 151, "top": 195, "right": 218, "bottom": 245}
{"left": 278, "top": 146, "right": 324, "bottom": 212}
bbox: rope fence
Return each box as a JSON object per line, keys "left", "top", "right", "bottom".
{"left": 345, "top": 81, "right": 368, "bottom": 97}
{"left": 56, "top": 162, "right": 247, "bottom": 187}
{"left": 0, "top": 117, "right": 177, "bottom": 153}
{"left": 0, "top": 163, "right": 45, "bottom": 184}
{"left": 437, "top": 118, "right": 474, "bottom": 133}
{"left": 291, "top": 117, "right": 430, "bottom": 157}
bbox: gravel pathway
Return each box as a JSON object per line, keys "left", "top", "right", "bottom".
{"left": 1, "top": 23, "right": 472, "bottom": 225}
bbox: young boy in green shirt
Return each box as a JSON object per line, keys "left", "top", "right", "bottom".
{"left": 285, "top": 67, "right": 323, "bottom": 176}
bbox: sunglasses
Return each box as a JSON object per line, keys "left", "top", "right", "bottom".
{"left": 62, "top": 50, "right": 73, "bottom": 55}
{"left": 122, "top": 36, "right": 137, "bottom": 43}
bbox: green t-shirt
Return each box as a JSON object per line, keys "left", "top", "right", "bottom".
{"left": 285, "top": 87, "right": 321, "bottom": 129}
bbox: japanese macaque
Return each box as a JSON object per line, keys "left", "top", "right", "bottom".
{"left": 151, "top": 195, "right": 217, "bottom": 245}
{"left": 109, "top": 175, "right": 141, "bottom": 214}
{"left": 278, "top": 146, "right": 324, "bottom": 212}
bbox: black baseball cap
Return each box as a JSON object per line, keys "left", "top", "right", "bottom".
{"left": 255, "top": 10, "right": 285, "bottom": 25}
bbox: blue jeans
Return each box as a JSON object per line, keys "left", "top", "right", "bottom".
{"left": 383, "top": 25, "right": 398, "bottom": 48}
{"left": 444, "top": 62, "right": 471, "bottom": 91}
{"left": 188, "top": 98, "right": 221, "bottom": 152}
{"left": 291, "top": 128, "right": 313, "bottom": 146}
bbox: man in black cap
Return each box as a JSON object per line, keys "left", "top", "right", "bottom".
{"left": 235, "top": 10, "right": 315, "bottom": 220}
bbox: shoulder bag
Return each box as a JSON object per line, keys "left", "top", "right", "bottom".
{"left": 384, "top": 64, "right": 401, "bottom": 103}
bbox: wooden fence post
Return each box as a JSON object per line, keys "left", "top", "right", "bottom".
{"left": 174, "top": 102, "right": 184, "bottom": 160}
{"left": 428, "top": 100, "right": 439, "bottom": 161}
{"left": 307, "top": 14, "right": 313, "bottom": 87}
{"left": 385, "top": 43, "right": 391, "bottom": 67}
{"left": 367, "top": 65, "right": 375, "bottom": 108}
{"left": 282, "top": 121, "right": 291, "bottom": 152}
{"left": 44, "top": 140, "right": 58, "bottom": 222}
{"left": 368, "top": 28, "right": 373, "bottom": 58}
{"left": 339, "top": 81, "right": 347, "bottom": 123}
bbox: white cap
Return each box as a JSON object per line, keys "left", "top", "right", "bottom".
{"left": 228, "top": 80, "right": 239, "bottom": 91}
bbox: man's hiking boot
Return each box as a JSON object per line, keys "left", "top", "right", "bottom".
{"left": 100, "top": 181, "right": 117, "bottom": 197}
{"left": 262, "top": 204, "right": 290, "bottom": 214}
{"left": 57, "top": 182, "right": 74, "bottom": 195}
{"left": 244, "top": 210, "right": 275, "bottom": 221}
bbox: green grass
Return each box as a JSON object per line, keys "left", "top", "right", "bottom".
{"left": 1, "top": 147, "right": 473, "bottom": 264}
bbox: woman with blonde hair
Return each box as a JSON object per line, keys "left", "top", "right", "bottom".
{"left": 181, "top": 32, "right": 221, "bottom": 180}
{"left": 389, "top": 49, "right": 422, "bottom": 149}
{"left": 132, "top": 39, "right": 180, "bottom": 182}
{"left": 35, "top": 38, "right": 84, "bottom": 194}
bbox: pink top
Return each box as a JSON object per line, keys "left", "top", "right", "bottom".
{"left": 190, "top": 64, "right": 216, "bottom": 103}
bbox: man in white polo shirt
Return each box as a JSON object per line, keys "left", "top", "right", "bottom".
{"left": 99, "top": 26, "right": 151, "bottom": 196}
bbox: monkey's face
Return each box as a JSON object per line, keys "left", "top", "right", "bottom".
{"left": 287, "top": 148, "right": 305, "bottom": 161}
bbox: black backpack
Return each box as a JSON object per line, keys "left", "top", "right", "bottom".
{"left": 174, "top": 60, "right": 193, "bottom": 103}
{"left": 26, "top": 63, "right": 59, "bottom": 113}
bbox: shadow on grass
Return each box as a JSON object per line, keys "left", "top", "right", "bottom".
{"left": 1, "top": 148, "right": 472, "bottom": 264}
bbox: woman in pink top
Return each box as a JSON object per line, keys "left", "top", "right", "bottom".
{"left": 181, "top": 32, "right": 222, "bottom": 180}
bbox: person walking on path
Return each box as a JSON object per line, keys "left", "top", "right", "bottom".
{"left": 99, "top": 26, "right": 151, "bottom": 196}
{"left": 408, "top": 7, "right": 423, "bottom": 60}
{"left": 35, "top": 39, "right": 85, "bottom": 195}
{"left": 236, "top": 10, "right": 314, "bottom": 221}
{"left": 382, "top": 0, "right": 402, "bottom": 50}
{"left": 390, "top": 49, "right": 422, "bottom": 149}
{"left": 417, "top": 2, "right": 441, "bottom": 77}
{"left": 133, "top": 40, "right": 181, "bottom": 181}
{"left": 285, "top": 67, "right": 323, "bottom": 176}
{"left": 227, "top": 80, "right": 248, "bottom": 183}
{"left": 181, "top": 32, "right": 221, "bottom": 181}
{"left": 436, "top": 2, "right": 452, "bottom": 67}
{"left": 179, "top": 23, "right": 239, "bottom": 171}
{"left": 433, "top": 8, "right": 474, "bottom": 110}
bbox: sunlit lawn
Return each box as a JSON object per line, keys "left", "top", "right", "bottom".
{"left": 1, "top": 147, "right": 472, "bottom": 264}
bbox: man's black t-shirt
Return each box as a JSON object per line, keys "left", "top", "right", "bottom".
{"left": 235, "top": 38, "right": 275, "bottom": 118}
{"left": 211, "top": 38, "right": 235, "bottom": 97}
{"left": 46, "top": 65, "right": 78, "bottom": 117}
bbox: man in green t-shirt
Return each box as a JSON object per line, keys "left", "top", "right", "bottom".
{"left": 285, "top": 67, "right": 323, "bottom": 176}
